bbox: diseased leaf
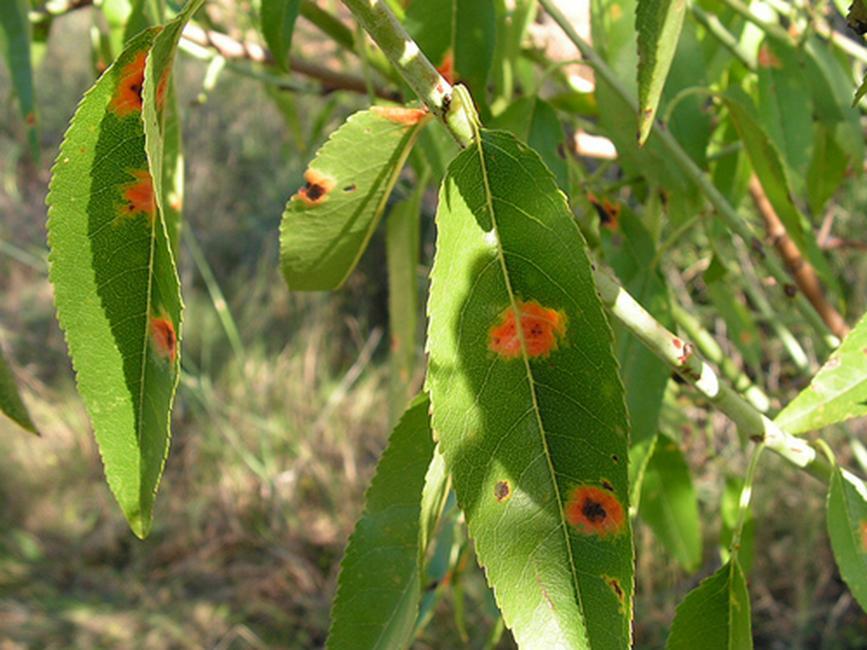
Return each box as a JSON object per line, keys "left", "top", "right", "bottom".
{"left": 827, "top": 467, "right": 867, "bottom": 612}
{"left": 327, "top": 393, "right": 435, "bottom": 650}
{"left": 666, "top": 560, "right": 753, "bottom": 650}
{"left": 0, "top": 0, "right": 38, "bottom": 156}
{"left": 280, "top": 106, "right": 429, "bottom": 291}
{"left": 46, "top": 1, "right": 202, "bottom": 539}
{"left": 261, "top": 0, "right": 301, "bottom": 71}
{"left": 387, "top": 181, "right": 424, "bottom": 425}
{"left": 639, "top": 433, "right": 702, "bottom": 572}
{"left": 775, "top": 311, "right": 867, "bottom": 434}
{"left": 636, "top": 0, "right": 687, "bottom": 144}
{"left": 0, "top": 344, "right": 37, "bottom": 434}
{"left": 428, "top": 129, "right": 632, "bottom": 649}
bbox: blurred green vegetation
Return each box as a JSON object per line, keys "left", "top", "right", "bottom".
{"left": 1, "top": 7, "right": 866, "bottom": 650}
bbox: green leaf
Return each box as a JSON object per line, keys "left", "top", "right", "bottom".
{"left": 0, "top": 0, "right": 38, "bottom": 157}
{"left": 0, "top": 345, "right": 38, "bottom": 434}
{"left": 327, "top": 393, "right": 436, "bottom": 650}
{"left": 666, "top": 560, "right": 753, "bottom": 650}
{"left": 387, "top": 179, "right": 424, "bottom": 425}
{"left": 280, "top": 106, "right": 428, "bottom": 291}
{"left": 636, "top": 0, "right": 687, "bottom": 144}
{"left": 827, "top": 467, "right": 867, "bottom": 612}
{"left": 428, "top": 129, "right": 632, "bottom": 649}
{"left": 703, "top": 257, "right": 761, "bottom": 371}
{"left": 806, "top": 124, "right": 849, "bottom": 217}
{"left": 755, "top": 38, "right": 814, "bottom": 191}
{"left": 261, "top": 0, "right": 301, "bottom": 71}
{"left": 639, "top": 433, "right": 702, "bottom": 571}
{"left": 491, "top": 97, "right": 568, "bottom": 190}
{"left": 46, "top": 1, "right": 202, "bottom": 539}
{"left": 775, "top": 311, "right": 867, "bottom": 434}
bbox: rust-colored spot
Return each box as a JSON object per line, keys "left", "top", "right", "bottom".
{"left": 156, "top": 68, "right": 171, "bottom": 111}
{"left": 489, "top": 300, "right": 567, "bottom": 360}
{"left": 672, "top": 338, "right": 683, "bottom": 350}
{"left": 294, "top": 169, "right": 336, "bottom": 207}
{"left": 860, "top": 520, "right": 867, "bottom": 552}
{"left": 565, "top": 485, "right": 626, "bottom": 538}
{"left": 437, "top": 50, "right": 455, "bottom": 84}
{"left": 677, "top": 342, "right": 694, "bottom": 365}
{"left": 117, "top": 169, "right": 156, "bottom": 222}
{"left": 604, "top": 575, "right": 625, "bottom": 603}
{"left": 371, "top": 105, "right": 429, "bottom": 126}
{"left": 109, "top": 50, "right": 147, "bottom": 117}
{"left": 150, "top": 313, "right": 177, "bottom": 363}
{"left": 494, "top": 480, "right": 511, "bottom": 503}
{"left": 758, "top": 44, "right": 782, "bottom": 69}
{"left": 610, "top": 4, "right": 622, "bottom": 21}
{"left": 601, "top": 479, "right": 615, "bottom": 492}
{"left": 587, "top": 192, "right": 620, "bottom": 231}
{"left": 25, "top": 111, "right": 37, "bottom": 126}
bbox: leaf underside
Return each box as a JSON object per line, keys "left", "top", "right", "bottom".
{"left": 46, "top": 0, "right": 202, "bottom": 538}
{"left": 775, "top": 310, "right": 867, "bottom": 434}
{"left": 279, "top": 107, "right": 427, "bottom": 291}
{"left": 826, "top": 468, "right": 867, "bottom": 612}
{"left": 327, "top": 393, "right": 435, "bottom": 650}
{"left": 428, "top": 129, "right": 632, "bottom": 649}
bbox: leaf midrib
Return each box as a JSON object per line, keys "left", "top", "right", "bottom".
{"left": 471, "top": 129, "right": 585, "bottom": 624}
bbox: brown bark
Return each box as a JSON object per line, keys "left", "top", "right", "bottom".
{"left": 748, "top": 175, "right": 850, "bottom": 339}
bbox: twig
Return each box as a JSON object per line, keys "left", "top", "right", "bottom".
{"left": 181, "top": 23, "right": 399, "bottom": 100}
{"left": 538, "top": 0, "right": 840, "bottom": 352}
{"left": 748, "top": 175, "right": 850, "bottom": 339}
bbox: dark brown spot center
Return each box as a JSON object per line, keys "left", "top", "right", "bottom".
{"left": 582, "top": 498, "right": 607, "bottom": 523}
{"left": 305, "top": 183, "right": 325, "bottom": 201}
{"left": 494, "top": 480, "right": 510, "bottom": 502}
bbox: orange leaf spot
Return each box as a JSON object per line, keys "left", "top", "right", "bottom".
{"left": 861, "top": 520, "right": 867, "bottom": 552}
{"left": 109, "top": 50, "right": 147, "bottom": 117}
{"left": 117, "top": 170, "right": 156, "bottom": 222}
{"left": 156, "top": 68, "right": 171, "bottom": 111}
{"left": 294, "top": 169, "right": 336, "bottom": 207}
{"left": 588, "top": 192, "right": 621, "bottom": 231}
{"left": 489, "top": 300, "right": 566, "bottom": 360}
{"left": 758, "top": 45, "right": 782, "bottom": 69}
{"left": 565, "top": 485, "right": 626, "bottom": 538}
{"left": 371, "top": 105, "right": 429, "bottom": 126}
{"left": 437, "top": 51, "right": 455, "bottom": 84}
{"left": 150, "top": 313, "right": 177, "bottom": 364}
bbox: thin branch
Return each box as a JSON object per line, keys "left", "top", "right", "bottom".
{"left": 748, "top": 175, "right": 850, "bottom": 339}
{"left": 181, "top": 23, "right": 399, "bottom": 101}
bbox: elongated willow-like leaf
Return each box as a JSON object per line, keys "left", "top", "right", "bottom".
{"left": 827, "top": 467, "right": 867, "bottom": 611}
{"left": 46, "top": 1, "right": 202, "bottom": 538}
{"left": 0, "top": 0, "right": 38, "bottom": 157}
{"left": 636, "top": 0, "right": 687, "bottom": 144}
{"left": 280, "top": 106, "right": 429, "bottom": 291}
{"left": 639, "top": 433, "right": 701, "bottom": 572}
{"left": 0, "top": 345, "right": 37, "bottom": 434}
{"left": 666, "top": 559, "right": 752, "bottom": 649}
{"left": 387, "top": 182, "right": 424, "bottom": 425}
{"left": 261, "top": 0, "right": 301, "bottom": 71}
{"left": 428, "top": 129, "right": 632, "bottom": 649}
{"left": 328, "top": 393, "right": 435, "bottom": 650}
{"left": 775, "top": 311, "right": 867, "bottom": 434}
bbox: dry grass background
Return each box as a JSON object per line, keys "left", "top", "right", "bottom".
{"left": 1, "top": 5, "right": 867, "bottom": 649}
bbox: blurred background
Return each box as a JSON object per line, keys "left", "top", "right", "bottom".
{"left": 1, "top": 3, "right": 867, "bottom": 649}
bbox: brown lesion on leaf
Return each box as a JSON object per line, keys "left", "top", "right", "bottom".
{"left": 757, "top": 44, "right": 783, "bottom": 69}
{"left": 109, "top": 50, "right": 148, "bottom": 117}
{"left": 116, "top": 169, "right": 157, "bottom": 223}
{"left": 150, "top": 311, "right": 178, "bottom": 364}
{"left": 860, "top": 520, "right": 867, "bottom": 552}
{"left": 371, "top": 105, "right": 430, "bottom": 126}
{"left": 587, "top": 191, "right": 621, "bottom": 231}
{"left": 565, "top": 485, "right": 626, "bottom": 538}
{"left": 603, "top": 574, "right": 626, "bottom": 608}
{"left": 601, "top": 479, "right": 615, "bottom": 492}
{"left": 294, "top": 169, "right": 337, "bottom": 207}
{"left": 156, "top": 68, "right": 172, "bottom": 112}
{"left": 494, "top": 480, "right": 511, "bottom": 503}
